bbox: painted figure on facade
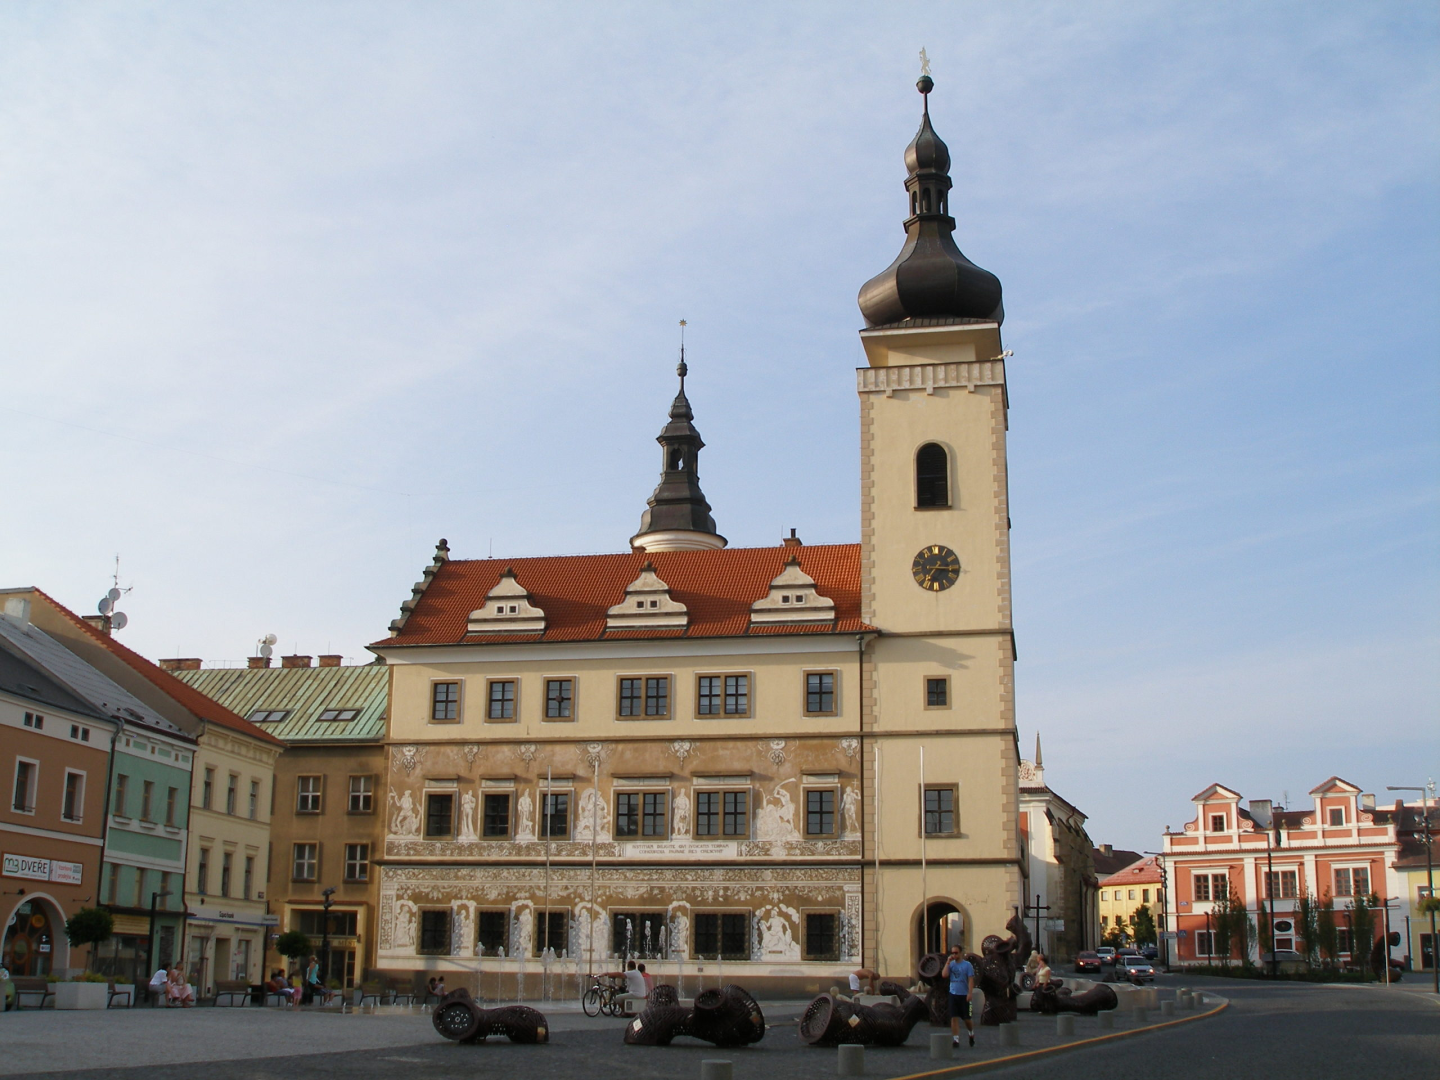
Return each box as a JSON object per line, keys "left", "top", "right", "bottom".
{"left": 842, "top": 784, "right": 860, "bottom": 837}
{"left": 394, "top": 901, "right": 417, "bottom": 949}
{"left": 515, "top": 791, "right": 536, "bottom": 841}
{"left": 672, "top": 789, "right": 692, "bottom": 838}
{"left": 458, "top": 791, "right": 479, "bottom": 841}
{"left": 573, "top": 787, "right": 611, "bottom": 841}
{"left": 755, "top": 782, "right": 799, "bottom": 840}
{"left": 389, "top": 789, "right": 421, "bottom": 837}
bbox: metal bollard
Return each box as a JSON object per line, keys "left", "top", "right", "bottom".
{"left": 1160, "top": 1000, "right": 1175, "bottom": 1017}
{"left": 1000, "top": 1022, "right": 1020, "bottom": 1046}
{"left": 1098, "top": 1011, "right": 1115, "bottom": 1029}
{"left": 1056, "top": 1013, "right": 1075, "bottom": 1037}
{"left": 837, "top": 1043, "right": 866, "bottom": 1076}
{"left": 929, "top": 1032, "right": 953, "bottom": 1060}
{"left": 700, "top": 1062, "right": 733, "bottom": 1080}
{"left": 1134, "top": 1007, "right": 1148, "bottom": 1025}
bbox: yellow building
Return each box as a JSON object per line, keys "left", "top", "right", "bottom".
{"left": 1098, "top": 856, "right": 1163, "bottom": 945}
{"left": 367, "top": 74, "right": 1021, "bottom": 994}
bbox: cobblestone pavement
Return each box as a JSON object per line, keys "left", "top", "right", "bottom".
{"left": 2, "top": 975, "right": 1432, "bottom": 1080}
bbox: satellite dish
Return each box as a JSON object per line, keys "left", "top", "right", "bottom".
{"left": 263, "top": 633, "right": 278, "bottom": 646}
{"left": 107, "top": 588, "right": 122, "bottom": 602}
{"left": 98, "top": 598, "right": 113, "bottom": 615}
{"left": 259, "top": 644, "right": 273, "bottom": 659}
{"left": 110, "top": 611, "right": 129, "bottom": 630}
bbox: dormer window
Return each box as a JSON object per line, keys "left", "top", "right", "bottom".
{"left": 1209, "top": 813, "right": 1226, "bottom": 832}
{"left": 1328, "top": 808, "right": 1345, "bottom": 827}
{"left": 467, "top": 568, "right": 546, "bottom": 634}
{"left": 749, "top": 558, "right": 836, "bottom": 627}
{"left": 606, "top": 563, "right": 688, "bottom": 631}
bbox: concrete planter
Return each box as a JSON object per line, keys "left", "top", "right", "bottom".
{"left": 55, "top": 982, "right": 108, "bottom": 1010}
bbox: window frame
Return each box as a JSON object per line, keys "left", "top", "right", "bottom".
{"left": 694, "top": 787, "right": 750, "bottom": 839}
{"left": 915, "top": 441, "right": 951, "bottom": 509}
{"left": 291, "top": 842, "right": 318, "bottom": 882}
{"left": 924, "top": 676, "right": 951, "bottom": 710}
{"left": 220, "top": 851, "right": 233, "bottom": 897}
{"left": 694, "top": 671, "right": 754, "bottom": 719}
{"left": 418, "top": 909, "right": 452, "bottom": 955}
{"left": 429, "top": 679, "right": 462, "bottom": 723}
{"left": 166, "top": 785, "right": 179, "bottom": 827}
{"left": 543, "top": 677, "right": 576, "bottom": 722}
{"left": 347, "top": 775, "right": 375, "bottom": 814}
{"left": 540, "top": 789, "right": 571, "bottom": 839}
{"left": 248, "top": 779, "right": 260, "bottom": 820}
{"left": 1209, "top": 813, "right": 1227, "bottom": 832}
{"left": 226, "top": 773, "right": 238, "bottom": 815}
{"left": 343, "top": 842, "right": 370, "bottom": 883}
{"left": 201, "top": 768, "right": 213, "bottom": 810}
{"left": 113, "top": 773, "right": 129, "bottom": 818}
{"left": 921, "top": 783, "right": 959, "bottom": 837}
{"left": 61, "top": 768, "right": 85, "bottom": 823}
{"left": 485, "top": 678, "right": 519, "bottom": 723}
{"left": 197, "top": 847, "right": 210, "bottom": 895}
{"left": 476, "top": 910, "right": 508, "bottom": 953}
{"left": 481, "top": 792, "right": 512, "bottom": 839}
{"left": 616, "top": 673, "right": 672, "bottom": 720}
{"left": 424, "top": 791, "right": 456, "bottom": 839}
{"left": 140, "top": 779, "right": 155, "bottom": 822}
{"left": 296, "top": 775, "right": 323, "bottom": 814}
{"left": 803, "top": 670, "right": 838, "bottom": 717}
{"left": 693, "top": 911, "right": 751, "bottom": 961}
{"left": 1328, "top": 807, "right": 1346, "bottom": 827}
{"left": 802, "top": 910, "right": 841, "bottom": 961}
{"left": 1264, "top": 869, "right": 1300, "bottom": 900}
{"left": 804, "top": 786, "right": 839, "bottom": 838}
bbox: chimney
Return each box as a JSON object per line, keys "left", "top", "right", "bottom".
{"left": 248, "top": 657, "right": 271, "bottom": 670}
{"left": 1249, "top": 799, "right": 1272, "bottom": 829}
{"left": 782, "top": 529, "right": 803, "bottom": 548}
{"left": 281, "top": 655, "right": 313, "bottom": 669}
{"left": 1361, "top": 793, "right": 1375, "bottom": 812}
{"left": 82, "top": 615, "right": 110, "bottom": 635}
{"left": 158, "top": 658, "right": 202, "bottom": 672}
{"left": 1098, "top": 843, "right": 1112, "bottom": 857}
{"left": 318, "top": 654, "right": 342, "bottom": 668}
{"left": 3, "top": 597, "right": 31, "bottom": 623}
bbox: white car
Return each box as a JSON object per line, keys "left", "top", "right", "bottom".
{"left": 1119, "top": 955, "right": 1155, "bottom": 983}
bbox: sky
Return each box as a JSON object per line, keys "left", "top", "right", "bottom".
{"left": 1, "top": 2, "right": 1436, "bottom": 853}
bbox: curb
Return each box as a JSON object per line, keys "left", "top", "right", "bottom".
{"left": 885, "top": 998, "right": 1229, "bottom": 1080}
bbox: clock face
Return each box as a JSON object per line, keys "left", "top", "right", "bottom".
{"left": 912, "top": 545, "right": 961, "bottom": 591}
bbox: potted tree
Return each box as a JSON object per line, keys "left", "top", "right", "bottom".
{"left": 57, "top": 909, "right": 114, "bottom": 1009}
{"left": 274, "top": 931, "right": 311, "bottom": 1003}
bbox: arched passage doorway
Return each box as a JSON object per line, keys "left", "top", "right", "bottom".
{"left": 3, "top": 896, "right": 63, "bottom": 977}
{"left": 914, "top": 899, "right": 965, "bottom": 958}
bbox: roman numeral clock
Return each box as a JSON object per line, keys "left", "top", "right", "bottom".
{"left": 911, "top": 544, "right": 960, "bottom": 592}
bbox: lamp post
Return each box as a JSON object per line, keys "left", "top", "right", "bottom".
{"left": 1144, "top": 851, "right": 1170, "bottom": 972}
{"left": 1387, "top": 782, "right": 1437, "bottom": 994}
{"left": 320, "top": 887, "right": 336, "bottom": 989}
{"left": 146, "top": 890, "right": 172, "bottom": 977}
{"left": 1264, "top": 809, "right": 1281, "bottom": 980}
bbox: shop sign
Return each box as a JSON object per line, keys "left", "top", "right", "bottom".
{"left": 2, "top": 853, "right": 84, "bottom": 884}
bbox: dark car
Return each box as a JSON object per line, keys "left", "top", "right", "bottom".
{"left": 1074, "top": 951, "right": 1102, "bottom": 974}
{"left": 1119, "top": 955, "right": 1155, "bottom": 984}
{"left": 1115, "top": 947, "right": 1142, "bottom": 966}
{"left": 1140, "top": 944, "right": 1158, "bottom": 960}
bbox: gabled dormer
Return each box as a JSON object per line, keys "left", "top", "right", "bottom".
{"left": 466, "top": 568, "right": 546, "bottom": 634}
{"left": 1186, "top": 783, "right": 1242, "bottom": 835}
{"left": 749, "top": 556, "right": 837, "bottom": 627}
{"left": 605, "top": 563, "right": 688, "bottom": 631}
{"left": 1310, "top": 776, "right": 1364, "bottom": 827}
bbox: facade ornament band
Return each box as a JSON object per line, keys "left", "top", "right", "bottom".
{"left": 514, "top": 742, "right": 538, "bottom": 765}
{"left": 838, "top": 737, "right": 860, "bottom": 761}
{"left": 760, "top": 739, "right": 787, "bottom": 767}
{"left": 463, "top": 743, "right": 481, "bottom": 766}
{"left": 578, "top": 742, "right": 610, "bottom": 772}
{"left": 669, "top": 739, "right": 696, "bottom": 764}
{"left": 393, "top": 744, "right": 426, "bottom": 776}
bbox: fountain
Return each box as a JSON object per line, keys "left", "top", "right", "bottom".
{"left": 541, "top": 946, "right": 555, "bottom": 1003}
{"left": 475, "top": 943, "right": 484, "bottom": 1004}
{"left": 642, "top": 920, "right": 653, "bottom": 959}
{"left": 624, "top": 918, "right": 634, "bottom": 965}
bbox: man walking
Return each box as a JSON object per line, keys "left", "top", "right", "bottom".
{"left": 942, "top": 945, "right": 976, "bottom": 1048}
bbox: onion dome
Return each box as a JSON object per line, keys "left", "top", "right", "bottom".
{"left": 857, "top": 76, "right": 1004, "bottom": 328}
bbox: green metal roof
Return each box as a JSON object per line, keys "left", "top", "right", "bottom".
{"left": 173, "top": 664, "right": 388, "bottom": 743}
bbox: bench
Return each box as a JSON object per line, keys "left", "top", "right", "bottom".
{"left": 355, "top": 980, "right": 388, "bottom": 1006}
{"left": 12, "top": 977, "right": 53, "bottom": 1009}
{"left": 620, "top": 994, "right": 695, "bottom": 1015}
{"left": 211, "top": 979, "right": 251, "bottom": 1007}
{"left": 383, "top": 979, "right": 415, "bottom": 1005}
{"left": 107, "top": 982, "right": 132, "bottom": 1008}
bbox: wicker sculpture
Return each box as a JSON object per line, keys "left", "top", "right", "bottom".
{"left": 1028, "top": 981, "right": 1118, "bottom": 1016}
{"left": 648, "top": 983, "right": 680, "bottom": 1007}
{"left": 623, "top": 984, "right": 766, "bottom": 1048}
{"left": 915, "top": 953, "right": 958, "bottom": 1025}
{"left": 798, "top": 986, "right": 931, "bottom": 1047}
{"left": 972, "top": 912, "right": 1033, "bottom": 1026}
{"left": 431, "top": 988, "right": 549, "bottom": 1044}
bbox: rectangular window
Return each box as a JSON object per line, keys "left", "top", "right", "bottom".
{"left": 348, "top": 775, "right": 374, "bottom": 813}
{"left": 1195, "top": 930, "right": 1215, "bottom": 956}
{"left": 166, "top": 787, "right": 178, "bottom": 826}
{"left": 1210, "top": 814, "right": 1226, "bottom": 832}
{"left": 22, "top": 711, "right": 44, "bottom": 729}
{"left": 544, "top": 679, "right": 573, "bottom": 719}
{"left": 292, "top": 843, "right": 318, "bottom": 882}
{"left": 1337, "top": 928, "right": 1353, "bottom": 955}
{"left": 297, "top": 776, "right": 322, "bottom": 813}
{"left": 113, "top": 774, "right": 128, "bottom": 817}
{"left": 226, "top": 774, "right": 238, "bottom": 815}
{"left": 202, "top": 768, "right": 213, "bottom": 809}
{"left": 140, "top": 780, "right": 154, "bottom": 821}
{"left": 806, "top": 788, "right": 836, "bottom": 837}
{"left": 615, "top": 792, "right": 640, "bottom": 837}
{"left": 695, "top": 790, "right": 749, "bottom": 837}
{"left": 1264, "top": 870, "right": 1299, "bottom": 900}
{"left": 249, "top": 780, "right": 260, "bottom": 819}
{"left": 1194, "top": 873, "right": 1228, "bottom": 901}
{"left": 542, "top": 792, "right": 569, "bottom": 838}
{"left": 694, "top": 913, "right": 749, "bottom": 960}
{"left": 431, "top": 681, "right": 460, "bottom": 722}
{"left": 924, "top": 786, "right": 956, "bottom": 836}
{"left": 724, "top": 675, "right": 749, "bottom": 716}
{"left": 419, "top": 910, "right": 451, "bottom": 954}
{"left": 535, "top": 910, "right": 568, "bottom": 956}
{"left": 243, "top": 855, "right": 254, "bottom": 899}
{"left": 1335, "top": 868, "right": 1351, "bottom": 896}
{"left": 425, "top": 793, "right": 455, "bottom": 838}
{"left": 246, "top": 709, "right": 290, "bottom": 724}
{"left": 805, "top": 671, "right": 836, "bottom": 715}
{"left": 1328, "top": 807, "right": 1345, "bottom": 827}
{"left": 62, "top": 771, "right": 84, "bottom": 821}
{"left": 197, "top": 849, "right": 210, "bottom": 895}
{"left": 482, "top": 793, "right": 511, "bottom": 837}
{"left": 804, "top": 912, "right": 839, "bottom": 960}
{"left": 697, "top": 675, "right": 722, "bottom": 716}
{"left": 610, "top": 912, "right": 666, "bottom": 959}
{"left": 723, "top": 790, "right": 749, "bottom": 837}
{"left": 220, "top": 852, "right": 232, "bottom": 897}
{"left": 645, "top": 677, "right": 669, "bottom": 717}
{"left": 317, "top": 708, "right": 360, "bottom": 722}
{"left": 344, "top": 843, "right": 370, "bottom": 882}
{"left": 618, "top": 678, "right": 643, "bottom": 716}
{"left": 486, "top": 679, "right": 516, "bottom": 721}
{"left": 926, "top": 677, "right": 949, "bottom": 708}
{"left": 477, "top": 911, "right": 508, "bottom": 953}
{"left": 642, "top": 792, "right": 668, "bottom": 838}
{"left": 1128, "top": 889, "right": 1136, "bottom": 900}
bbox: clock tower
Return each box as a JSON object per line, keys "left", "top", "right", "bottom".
{"left": 855, "top": 75, "right": 1021, "bottom": 973}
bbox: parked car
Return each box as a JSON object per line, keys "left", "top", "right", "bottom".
{"left": 1139, "top": 944, "right": 1158, "bottom": 960}
{"left": 1116, "top": 946, "right": 1142, "bottom": 963}
{"left": 1119, "top": 955, "right": 1155, "bottom": 984}
{"left": 1074, "top": 951, "right": 1102, "bottom": 974}
{"left": 1095, "top": 947, "right": 1117, "bottom": 965}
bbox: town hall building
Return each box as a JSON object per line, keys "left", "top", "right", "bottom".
{"left": 368, "top": 75, "right": 1023, "bottom": 993}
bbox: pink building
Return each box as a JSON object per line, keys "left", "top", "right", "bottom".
{"left": 1162, "top": 778, "right": 1405, "bottom": 968}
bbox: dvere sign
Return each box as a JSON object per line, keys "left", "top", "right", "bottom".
{"left": 3, "top": 852, "right": 84, "bottom": 884}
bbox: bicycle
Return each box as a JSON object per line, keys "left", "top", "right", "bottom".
{"left": 582, "top": 975, "right": 624, "bottom": 1017}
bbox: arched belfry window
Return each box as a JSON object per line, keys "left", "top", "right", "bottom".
{"left": 916, "top": 443, "right": 949, "bottom": 508}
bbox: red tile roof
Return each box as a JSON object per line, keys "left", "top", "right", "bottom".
{"left": 31, "top": 588, "right": 285, "bottom": 747}
{"left": 373, "top": 544, "right": 869, "bottom": 648}
{"left": 1100, "top": 855, "right": 1164, "bottom": 886}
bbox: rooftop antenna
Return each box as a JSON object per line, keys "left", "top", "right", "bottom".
{"left": 257, "top": 633, "right": 277, "bottom": 661}
{"left": 96, "top": 555, "right": 132, "bottom": 632}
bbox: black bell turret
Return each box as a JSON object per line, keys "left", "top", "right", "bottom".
{"left": 857, "top": 76, "right": 1004, "bottom": 327}
{"left": 630, "top": 346, "right": 726, "bottom": 553}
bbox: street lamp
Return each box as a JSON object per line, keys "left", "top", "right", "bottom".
{"left": 320, "top": 887, "right": 337, "bottom": 989}
{"left": 1387, "top": 782, "right": 1438, "bottom": 995}
{"left": 147, "top": 890, "right": 172, "bottom": 977}
{"left": 1142, "top": 851, "right": 1170, "bottom": 972}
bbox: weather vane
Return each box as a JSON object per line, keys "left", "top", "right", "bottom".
{"left": 919, "top": 48, "right": 931, "bottom": 78}
{"left": 678, "top": 319, "right": 688, "bottom": 379}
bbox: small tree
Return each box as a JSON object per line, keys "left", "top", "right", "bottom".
{"left": 1351, "top": 895, "right": 1375, "bottom": 980}
{"left": 1256, "top": 903, "right": 1271, "bottom": 961}
{"left": 1296, "top": 889, "right": 1319, "bottom": 968}
{"left": 1131, "top": 906, "right": 1157, "bottom": 946}
{"left": 275, "top": 931, "right": 311, "bottom": 969}
{"left": 64, "top": 908, "right": 114, "bottom": 972}
{"left": 1316, "top": 895, "right": 1338, "bottom": 967}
